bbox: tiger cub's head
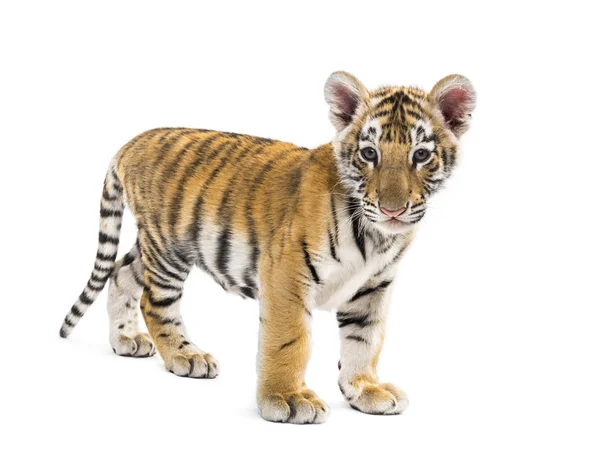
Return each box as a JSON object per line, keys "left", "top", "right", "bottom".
{"left": 324, "top": 71, "right": 476, "bottom": 235}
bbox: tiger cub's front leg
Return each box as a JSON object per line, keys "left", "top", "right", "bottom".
{"left": 256, "top": 248, "right": 329, "bottom": 424}
{"left": 337, "top": 279, "right": 409, "bottom": 415}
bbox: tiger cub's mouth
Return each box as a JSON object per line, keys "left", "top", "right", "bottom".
{"left": 373, "top": 216, "right": 414, "bottom": 235}
{"left": 383, "top": 218, "right": 406, "bottom": 227}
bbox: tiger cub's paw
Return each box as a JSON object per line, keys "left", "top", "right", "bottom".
{"left": 258, "top": 389, "right": 329, "bottom": 424}
{"left": 165, "top": 351, "right": 220, "bottom": 379}
{"left": 340, "top": 380, "right": 408, "bottom": 415}
{"left": 111, "top": 332, "right": 156, "bottom": 358}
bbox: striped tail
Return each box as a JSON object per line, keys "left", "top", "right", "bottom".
{"left": 60, "top": 158, "right": 125, "bottom": 338}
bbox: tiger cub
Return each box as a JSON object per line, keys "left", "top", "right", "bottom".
{"left": 60, "top": 72, "right": 475, "bottom": 424}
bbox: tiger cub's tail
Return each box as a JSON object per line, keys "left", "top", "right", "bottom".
{"left": 59, "top": 158, "right": 125, "bottom": 338}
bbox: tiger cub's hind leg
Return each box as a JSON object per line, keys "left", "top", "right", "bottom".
{"left": 108, "top": 245, "right": 156, "bottom": 358}
{"left": 138, "top": 243, "right": 219, "bottom": 379}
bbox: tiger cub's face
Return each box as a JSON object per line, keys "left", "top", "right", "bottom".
{"left": 325, "top": 72, "right": 476, "bottom": 235}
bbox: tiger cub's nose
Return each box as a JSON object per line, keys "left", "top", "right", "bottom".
{"left": 380, "top": 205, "right": 407, "bottom": 218}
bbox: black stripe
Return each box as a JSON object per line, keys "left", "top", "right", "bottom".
{"left": 388, "top": 245, "right": 407, "bottom": 263}
{"left": 63, "top": 316, "right": 75, "bottom": 327}
{"left": 240, "top": 286, "right": 256, "bottom": 299}
{"left": 93, "top": 262, "right": 113, "bottom": 272}
{"left": 346, "top": 334, "right": 369, "bottom": 344}
{"left": 100, "top": 208, "right": 123, "bottom": 218}
{"left": 70, "top": 305, "right": 83, "bottom": 317}
{"left": 111, "top": 166, "right": 120, "bottom": 181}
{"left": 215, "top": 226, "right": 235, "bottom": 286}
{"left": 409, "top": 208, "right": 426, "bottom": 216}
{"left": 96, "top": 251, "right": 117, "bottom": 262}
{"left": 441, "top": 148, "right": 450, "bottom": 169}
{"left": 143, "top": 261, "right": 182, "bottom": 285}
{"left": 428, "top": 162, "right": 440, "bottom": 173}
{"left": 148, "top": 276, "right": 180, "bottom": 291}
{"left": 328, "top": 230, "right": 340, "bottom": 262}
{"left": 424, "top": 177, "right": 443, "bottom": 184}
{"left": 102, "top": 186, "right": 120, "bottom": 201}
{"left": 337, "top": 312, "right": 377, "bottom": 328}
{"left": 350, "top": 280, "right": 392, "bottom": 302}
{"left": 147, "top": 291, "right": 182, "bottom": 308}
{"left": 86, "top": 280, "right": 104, "bottom": 292}
{"left": 145, "top": 311, "right": 175, "bottom": 325}
{"left": 302, "top": 240, "right": 320, "bottom": 284}
{"left": 405, "top": 107, "right": 425, "bottom": 121}
{"left": 91, "top": 272, "right": 110, "bottom": 283}
{"left": 330, "top": 193, "right": 339, "bottom": 245}
{"left": 347, "top": 199, "right": 366, "bottom": 261}
{"left": 98, "top": 232, "right": 119, "bottom": 245}
{"left": 279, "top": 337, "right": 299, "bottom": 350}
{"left": 79, "top": 291, "right": 94, "bottom": 305}
{"left": 242, "top": 271, "right": 258, "bottom": 291}
{"left": 407, "top": 212, "right": 425, "bottom": 224}
{"left": 122, "top": 251, "right": 136, "bottom": 267}
{"left": 350, "top": 157, "right": 363, "bottom": 172}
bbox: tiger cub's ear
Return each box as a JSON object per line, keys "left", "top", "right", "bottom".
{"left": 429, "top": 74, "right": 476, "bottom": 138}
{"left": 324, "top": 71, "right": 369, "bottom": 131}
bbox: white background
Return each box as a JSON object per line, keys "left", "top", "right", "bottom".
{"left": 1, "top": 1, "right": 599, "bottom": 468}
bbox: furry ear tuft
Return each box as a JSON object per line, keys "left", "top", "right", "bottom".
{"left": 324, "top": 71, "right": 368, "bottom": 131}
{"left": 430, "top": 75, "right": 476, "bottom": 138}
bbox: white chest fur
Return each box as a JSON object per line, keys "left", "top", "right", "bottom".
{"left": 314, "top": 225, "right": 411, "bottom": 311}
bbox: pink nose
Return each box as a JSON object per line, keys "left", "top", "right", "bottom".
{"left": 380, "top": 205, "right": 407, "bottom": 218}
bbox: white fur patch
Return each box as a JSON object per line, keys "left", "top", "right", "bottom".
{"left": 198, "top": 218, "right": 229, "bottom": 285}
{"left": 227, "top": 232, "right": 253, "bottom": 286}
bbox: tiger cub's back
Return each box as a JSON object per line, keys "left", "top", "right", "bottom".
{"left": 114, "top": 127, "right": 337, "bottom": 295}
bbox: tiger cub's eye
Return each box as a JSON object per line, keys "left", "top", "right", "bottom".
{"left": 413, "top": 148, "right": 431, "bottom": 164}
{"left": 360, "top": 147, "right": 378, "bottom": 163}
